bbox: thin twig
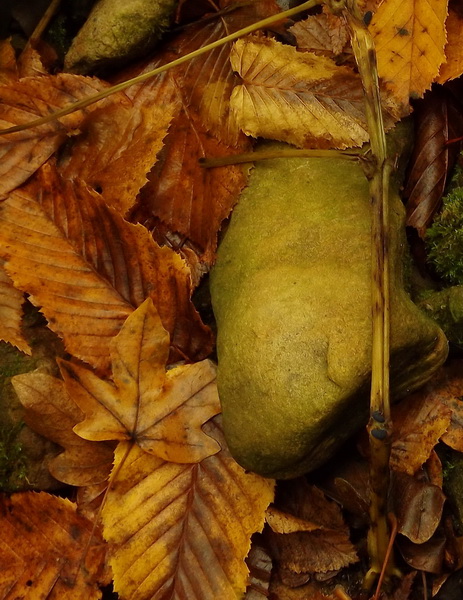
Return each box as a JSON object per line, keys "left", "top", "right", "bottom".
{"left": 21, "top": 0, "right": 61, "bottom": 55}
{"left": 200, "top": 148, "right": 360, "bottom": 167}
{"left": 0, "top": 0, "right": 322, "bottom": 136}
{"left": 332, "top": 0, "right": 397, "bottom": 589}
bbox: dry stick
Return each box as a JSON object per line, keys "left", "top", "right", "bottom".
{"left": 200, "top": 148, "right": 361, "bottom": 167}
{"left": 0, "top": 0, "right": 322, "bottom": 136}
{"left": 21, "top": 0, "right": 61, "bottom": 55}
{"left": 333, "top": 0, "right": 399, "bottom": 590}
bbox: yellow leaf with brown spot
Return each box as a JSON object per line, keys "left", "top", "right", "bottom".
{"left": 102, "top": 418, "right": 274, "bottom": 600}
{"left": 370, "top": 0, "right": 448, "bottom": 105}
{"left": 437, "top": 6, "right": 463, "bottom": 83}
{"left": 61, "top": 299, "right": 221, "bottom": 463}
{"left": 230, "top": 36, "right": 400, "bottom": 150}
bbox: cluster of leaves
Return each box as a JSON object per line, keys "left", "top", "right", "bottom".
{"left": 0, "top": 0, "right": 463, "bottom": 599}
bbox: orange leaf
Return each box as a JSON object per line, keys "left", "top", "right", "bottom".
{"left": 437, "top": 6, "right": 463, "bottom": 83}
{"left": 0, "top": 491, "right": 109, "bottom": 599}
{"left": 133, "top": 107, "right": 250, "bottom": 262}
{"left": 0, "top": 260, "right": 30, "bottom": 354}
{"left": 390, "top": 388, "right": 452, "bottom": 475}
{"left": 58, "top": 85, "right": 178, "bottom": 216}
{"left": 102, "top": 417, "right": 275, "bottom": 600}
{"left": 0, "top": 40, "right": 17, "bottom": 84}
{"left": 61, "top": 299, "right": 221, "bottom": 463}
{"left": 0, "top": 164, "right": 212, "bottom": 371}
{"left": 12, "top": 371, "right": 114, "bottom": 487}
{"left": 370, "top": 0, "right": 448, "bottom": 106}
{"left": 0, "top": 74, "right": 113, "bottom": 198}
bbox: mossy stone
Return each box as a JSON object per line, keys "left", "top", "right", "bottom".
{"left": 210, "top": 154, "right": 448, "bottom": 479}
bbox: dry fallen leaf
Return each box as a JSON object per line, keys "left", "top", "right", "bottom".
{"left": 390, "top": 386, "right": 452, "bottom": 475}
{"left": 58, "top": 86, "right": 178, "bottom": 216}
{"left": 0, "top": 73, "right": 116, "bottom": 198}
{"left": 0, "top": 163, "right": 212, "bottom": 371}
{"left": 269, "top": 481, "right": 358, "bottom": 575}
{"left": 437, "top": 6, "right": 463, "bottom": 83}
{"left": 0, "top": 40, "right": 17, "bottom": 84}
{"left": 0, "top": 260, "right": 30, "bottom": 354}
{"left": 12, "top": 370, "right": 114, "bottom": 488}
{"left": 370, "top": 0, "right": 448, "bottom": 106}
{"left": 61, "top": 298, "right": 221, "bottom": 463}
{"left": 102, "top": 417, "right": 274, "bottom": 600}
{"left": 230, "top": 36, "right": 400, "bottom": 149}
{"left": 245, "top": 537, "right": 272, "bottom": 600}
{"left": 290, "top": 10, "right": 349, "bottom": 55}
{"left": 0, "top": 491, "right": 109, "bottom": 599}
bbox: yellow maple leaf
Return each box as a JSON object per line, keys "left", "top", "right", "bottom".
{"left": 102, "top": 418, "right": 274, "bottom": 600}
{"left": 60, "top": 298, "right": 221, "bottom": 463}
{"left": 370, "top": 0, "right": 448, "bottom": 105}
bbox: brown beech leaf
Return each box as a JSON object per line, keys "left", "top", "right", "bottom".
{"left": 0, "top": 163, "right": 212, "bottom": 371}
{"left": 390, "top": 387, "right": 452, "bottom": 475}
{"left": 0, "top": 73, "right": 115, "bottom": 198}
{"left": 370, "top": 0, "right": 448, "bottom": 107}
{"left": 437, "top": 6, "right": 463, "bottom": 83}
{"left": 404, "top": 86, "right": 463, "bottom": 235}
{"left": 0, "top": 491, "right": 109, "bottom": 599}
{"left": 58, "top": 80, "right": 178, "bottom": 216}
{"left": 392, "top": 471, "right": 445, "bottom": 544}
{"left": 398, "top": 530, "right": 446, "bottom": 574}
{"left": 230, "top": 36, "right": 400, "bottom": 150}
{"left": 12, "top": 370, "right": 114, "bottom": 487}
{"left": 270, "top": 481, "right": 358, "bottom": 575}
{"left": 102, "top": 417, "right": 275, "bottom": 600}
{"left": 61, "top": 299, "right": 221, "bottom": 463}
{"left": 290, "top": 10, "right": 349, "bottom": 55}
{"left": 245, "top": 537, "right": 272, "bottom": 600}
{"left": 132, "top": 106, "right": 250, "bottom": 262}
{"left": 0, "top": 260, "right": 30, "bottom": 354}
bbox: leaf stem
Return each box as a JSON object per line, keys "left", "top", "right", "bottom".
{"left": 0, "top": 0, "right": 322, "bottom": 136}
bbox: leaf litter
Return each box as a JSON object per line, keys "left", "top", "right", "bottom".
{"left": 1, "top": 0, "right": 463, "bottom": 598}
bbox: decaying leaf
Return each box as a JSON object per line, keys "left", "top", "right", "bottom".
{"left": 390, "top": 386, "right": 452, "bottom": 475}
{"left": 0, "top": 491, "right": 109, "bottom": 599}
{"left": 12, "top": 371, "right": 114, "bottom": 487}
{"left": 0, "top": 74, "right": 114, "bottom": 198}
{"left": 230, "top": 36, "right": 399, "bottom": 149}
{"left": 392, "top": 471, "right": 445, "bottom": 543}
{"left": 58, "top": 86, "right": 178, "bottom": 216}
{"left": 437, "top": 5, "right": 463, "bottom": 83}
{"left": 132, "top": 106, "right": 250, "bottom": 262}
{"left": 0, "top": 164, "right": 212, "bottom": 371}
{"left": 404, "top": 86, "right": 463, "bottom": 235}
{"left": 269, "top": 481, "right": 358, "bottom": 575}
{"left": 61, "top": 299, "right": 221, "bottom": 463}
{"left": 102, "top": 418, "right": 274, "bottom": 600}
{"left": 398, "top": 529, "right": 447, "bottom": 573}
{"left": 370, "top": 0, "right": 448, "bottom": 106}
{"left": 0, "top": 40, "right": 17, "bottom": 84}
{"left": 0, "top": 260, "right": 30, "bottom": 354}
{"left": 290, "top": 10, "right": 349, "bottom": 55}
{"left": 245, "top": 537, "right": 272, "bottom": 600}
